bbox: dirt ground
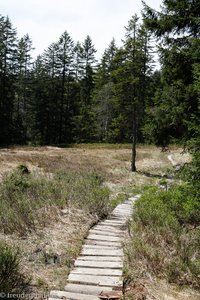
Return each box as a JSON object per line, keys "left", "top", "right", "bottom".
{"left": 0, "top": 144, "right": 197, "bottom": 299}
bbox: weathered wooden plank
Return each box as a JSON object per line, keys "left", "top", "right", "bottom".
{"left": 111, "top": 211, "right": 131, "bottom": 214}
{"left": 81, "top": 248, "right": 123, "bottom": 257}
{"left": 74, "top": 260, "right": 123, "bottom": 269}
{"left": 102, "top": 219, "right": 126, "bottom": 223}
{"left": 111, "top": 210, "right": 131, "bottom": 214}
{"left": 64, "top": 283, "right": 113, "bottom": 295}
{"left": 107, "top": 218, "right": 128, "bottom": 222}
{"left": 92, "top": 225, "right": 123, "bottom": 233}
{"left": 112, "top": 209, "right": 131, "bottom": 212}
{"left": 100, "top": 221, "right": 126, "bottom": 226}
{"left": 82, "top": 245, "right": 119, "bottom": 250}
{"left": 87, "top": 234, "right": 122, "bottom": 242}
{"left": 98, "top": 222, "right": 124, "bottom": 227}
{"left": 71, "top": 267, "right": 122, "bottom": 276}
{"left": 88, "top": 229, "right": 123, "bottom": 237}
{"left": 49, "top": 290, "right": 99, "bottom": 300}
{"left": 67, "top": 274, "right": 123, "bottom": 287}
{"left": 84, "top": 240, "right": 122, "bottom": 247}
{"left": 76, "top": 256, "right": 122, "bottom": 262}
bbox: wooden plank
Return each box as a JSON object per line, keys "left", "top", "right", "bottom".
{"left": 64, "top": 284, "right": 113, "bottom": 295}
{"left": 82, "top": 245, "right": 119, "bottom": 250}
{"left": 85, "top": 239, "right": 122, "bottom": 247}
{"left": 112, "top": 209, "right": 131, "bottom": 213}
{"left": 100, "top": 221, "right": 126, "bottom": 226}
{"left": 71, "top": 267, "right": 122, "bottom": 276}
{"left": 81, "top": 248, "right": 123, "bottom": 257}
{"left": 111, "top": 211, "right": 131, "bottom": 214}
{"left": 113, "top": 206, "right": 132, "bottom": 209}
{"left": 102, "top": 219, "right": 126, "bottom": 223}
{"left": 74, "top": 260, "right": 123, "bottom": 269}
{"left": 49, "top": 290, "right": 99, "bottom": 300}
{"left": 68, "top": 274, "right": 123, "bottom": 287}
{"left": 89, "top": 229, "right": 123, "bottom": 237}
{"left": 107, "top": 218, "right": 128, "bottom": 222}
{"left": 92, "top": 225, "right": 123, "bottom": 233}
{"left": 98, "top": 222, "right": 125, "bottom": 227}
{"left": 76, "top": 256, "right": 122, "bottom": 262}
{"left": 87, "top": 234, "right": 122, "bottom": 242}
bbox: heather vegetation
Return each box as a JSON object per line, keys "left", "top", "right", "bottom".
{"left": 0, "top": 167, "right": 110, "bottom": 235}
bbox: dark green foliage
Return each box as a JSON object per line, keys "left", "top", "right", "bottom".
{"left": 0, "top": 12, "right": 156, "bottom": 149}
{"left": 142, "top": 0, "right": 200, "bottom": 147}
{"left": 142, "top": 0, "right": 200, "bottom": 40}
{"left": 0, "top": 16, "right": 17, "bottom": 144}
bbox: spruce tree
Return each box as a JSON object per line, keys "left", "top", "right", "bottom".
{"left": 14, "top": 34, "right": 33, "bottom": 143}
{"left": 142, "top": 0, "right": 200, "bottom": 147}
{"left": 111, "top": 15, "right": 153, "bottom": 171}
{"left": 75, "top": 36, "right": 97, "bottom": 142}
{"left": 0, "top": 15, "right": 17, "bottom": 144}
{"left": 93, "top": 39, "right": 117, "bottom": 141}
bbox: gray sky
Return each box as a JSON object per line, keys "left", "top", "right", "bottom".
{"left": 1, "top": 0, "right": 162, "bottom": 59}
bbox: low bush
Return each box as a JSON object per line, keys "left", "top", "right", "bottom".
{"left": 125, "top": 185, "right": 200, "bottom": 289}
{"left": 0, "top": 241, "right": 30, "bottom": 298}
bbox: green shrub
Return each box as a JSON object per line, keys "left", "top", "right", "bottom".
{"left": 0, "top": 241, "right": 30, "bottom": 297}
{"left": 165, "top": 185, "right": 200, "bottom": 224}
{"left": 124, "top": 186, "right": 200, "bottom": 289}
{"left": 134, "top": 187, "right": 178, "bottom": 230}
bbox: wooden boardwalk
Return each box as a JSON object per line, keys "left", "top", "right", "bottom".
{"left": 49, "top": 195, "right": 140, "bottom": 300}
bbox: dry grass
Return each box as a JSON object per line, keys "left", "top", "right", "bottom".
{"left": 0, "top": 208, "right": 96, "bottom": 292}
{"left": 0, "top": 144, "right": 174, "bottom": 196}
{"left": 125, "top": 279, "right": 200, "bottom": 300}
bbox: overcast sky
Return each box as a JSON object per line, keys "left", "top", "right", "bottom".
{"left": 1, "top": 0, "right": 162, "bottom": 59}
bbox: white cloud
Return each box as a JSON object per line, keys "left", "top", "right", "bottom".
{"left": 0, "top": 0, "right": 162, "bottom": 59}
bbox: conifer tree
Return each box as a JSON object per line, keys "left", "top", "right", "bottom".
{"left": 14, "top": 34, "right": 33, "bottom": 143}
{"left": 94, "top": 39, "right": 117, "bottom": 141}
{"left": 74, "top": 36, "right": 97, "bottom": 142}
{"left": 111, "top": 15, "right": 153, "bottom": 171}
{"left": 142, "top": 0, "right": 200, "bottom": 147}
{"left": 0, "top": 15, "right": 17, "bottom": 144}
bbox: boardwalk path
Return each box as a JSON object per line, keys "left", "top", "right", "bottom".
{"left": 49, "top": 195, "right": 140, "bottom": 300}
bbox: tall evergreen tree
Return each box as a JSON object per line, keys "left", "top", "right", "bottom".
{"left": 30, "top": 55, "right": 47, "bottom": 143}
{"left": 14, "top": 34, "right": 33, "bottom": 143}
{"left": 56, "top": 31, "right": 74, "bottom": 143}
{"left": 94, "top": 39, "right": 118, "bottom": 141}
{"left": 142, "top": 0, "right": 200, "bottom": 147}
{"left": 0, "top": 15, "right": 17, "bottom": 144}
{"left": 111, "top": 15, "right": 153, "bottom": 171}
{"left": 74, "top": 35, "right": 97, "bottom": 142}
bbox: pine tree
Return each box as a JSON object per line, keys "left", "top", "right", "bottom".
{"left": 0, "top": 15, "right": 17, "bottom": 144}
{"left": 74, "top": 36, "right": 97, "bottom": 142}
{"left": 56, "top": 31, "right": 74, "bottom": 143}
{"left": 142, "top": 0, "right": 200, "bottom": 146}
{"left": 30, "top": 55, "right": 49, "bottom": 144}
{"left": 14, "top": 34, "right": 33, "bottom": 143}
{"left": 111, "top": 15, "right": 153, "bottom": 171}
{"left": 93, "top": 39, "right": 117, "bottom": 141}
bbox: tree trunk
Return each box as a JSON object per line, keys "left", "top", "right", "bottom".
{"left": 131, "top": 110, "right": 137, "bottom": 172}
